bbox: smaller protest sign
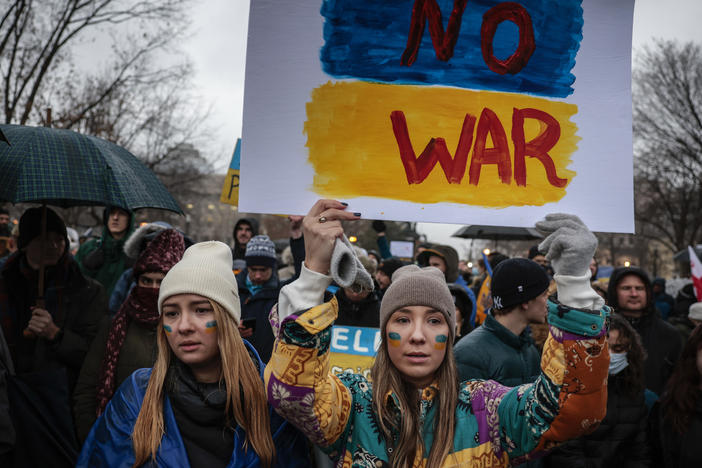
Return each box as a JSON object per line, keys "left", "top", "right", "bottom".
{"left": 329, "top": 325, "right": 381, "bottom": 379}
{"left": 219, "top": 139, "right": 241, "bottom": 206}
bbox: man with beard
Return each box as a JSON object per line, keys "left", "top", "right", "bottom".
{"left": 607, "top": 266, "right": 683, "bottom": 396}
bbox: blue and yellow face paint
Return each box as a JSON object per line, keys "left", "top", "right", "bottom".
{"left": 205, "top": 320, "right": 218, "bottom": 334}
{"left": 388, "top": 332, "right": 402, "bottom": 348}
{"left": 163, "top": 324, "right": 173, "bottom": 335}
{"left": 434, "top": 334, "right": 448, "bottom": 350}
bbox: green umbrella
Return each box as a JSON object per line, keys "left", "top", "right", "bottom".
{"left": 0, "top": 124, "right": 182, "bottom": 337}
{"left": 0, "top": 124, "right": 182, "bottom": 213}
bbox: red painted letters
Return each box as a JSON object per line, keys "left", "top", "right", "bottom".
{"left": 391, "top": 108, "right": 568, "bottom": 188}
{"left": 469, "top": 108, "right": 511, "bottom": 185}
{"left": 391, "top": 110, "right": 476, "bottom": 184}
{"left": 401, "top": 0, "right": 469, "bottom": 66}
{"left": 401, "top": 0, "right": 535, "bottom": 75}
{"left": 481, "top": 2, "right": 535, "bottom": 75}
{"left": 512, "top": 108, "right": 567, "bottom": 187}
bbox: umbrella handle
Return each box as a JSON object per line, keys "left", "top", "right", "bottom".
{"left": 22, "top": 297, "right": 46, "bottom": 339}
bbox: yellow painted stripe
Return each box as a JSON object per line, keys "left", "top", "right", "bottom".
{"left": 306, "top": 81, "right": 578, "bottom": 207}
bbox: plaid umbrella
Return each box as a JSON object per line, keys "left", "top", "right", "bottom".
{"left": 0, "top": 124, "right": 182, "bottom": 213}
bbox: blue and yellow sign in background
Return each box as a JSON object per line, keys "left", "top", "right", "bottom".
{"left": 220, "top": 138, "right": 241, "bottom": 206}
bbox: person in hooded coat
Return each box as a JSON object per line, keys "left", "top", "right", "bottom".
{"left": 231, "top": 217, "right": 259, "bottom": 261}
{"left": 607, "top": 266, "right": 683, "bottom": 396}
{"left": 73, "top": 229, "right": 185, "bottom": 442}
{"left": 0, "top": 207, "right": 107, "bottom": 467}
{"left": 75, "top": 206, "right": 135, "bottom": 297}
{"left": 417, "top": 244, "right": 477, "bottom": 328}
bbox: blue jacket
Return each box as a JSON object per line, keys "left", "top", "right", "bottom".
{"left": 77, "top": 343, "right": 310, "bottom": 467}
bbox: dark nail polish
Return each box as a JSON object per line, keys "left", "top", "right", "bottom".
{"left": 353, "top": 212, "right": 362, "bottom": 217}
{"left": 341, "top": 202, "right": 348, "bottom": 206}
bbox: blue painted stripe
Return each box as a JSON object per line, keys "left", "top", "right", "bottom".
{"left": 320, "top": 0, "right": 582, "bottom": 98}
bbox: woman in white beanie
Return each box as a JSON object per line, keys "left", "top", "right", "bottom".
{"left": 77, "top": 241, "right": 310, "bottom": 468}
{"left": 265, "top": 200, "right": 612, "bottom": 468}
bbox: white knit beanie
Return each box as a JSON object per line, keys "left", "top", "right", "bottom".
{"left": 158, "top": 241, "right": 241, "bottom": 324}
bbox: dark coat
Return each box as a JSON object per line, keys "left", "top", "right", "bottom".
{"left": 0, "top": 252, "right": 107, "bottom": 391}
{"left": 671, "top": 283, "right": 696, "bottom": 319}
{"left": 650, "top": 393, "right": 702, "bottom": 468}
{"left": 454, "top": 312, "right": 541, "bottom": 386}
{"left": 0, "top": 325, "right": 14, "bottom": 463}
{"left": 72, "top": 315, "right": 157, "bottom": 442}
{"left": 0, "top": 252, "right": 107, "bottom": 467}
{"left": 545, "top": 372, "right": 651, "bottom": 468}
{"left": 330, "top": 288, "right": 380, "bottom": 328}
{"left": 607, "top": 267, "right": 683, "bottom": 395}
{"left": 237, "top": 272, "right": 280, "bottom": 364}
{"left": 235, "top": 236, "right": 304, "bottom": 363}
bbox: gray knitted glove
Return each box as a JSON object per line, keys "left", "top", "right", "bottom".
{"left": 536, "top": 213, "right": 597, "bottom": 277}
{"left": 330, "top": 235, "right": 374, "bottom": 293}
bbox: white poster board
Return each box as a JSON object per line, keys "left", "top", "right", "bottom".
{"left": 240, "top": 0, "right": 635, "bottom": 232}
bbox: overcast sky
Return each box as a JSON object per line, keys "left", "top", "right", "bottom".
{"left": 185, "top": 0, "right": 702, "bottom": 251}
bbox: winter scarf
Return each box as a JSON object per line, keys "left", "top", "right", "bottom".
{"left": 95, "top": 230, "right": 184, "bottom": 414}
{"left": 168, "top": 360, "right": 235, "bottom": 467}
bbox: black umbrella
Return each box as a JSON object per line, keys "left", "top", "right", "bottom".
{"left": 673, "top": 245, "right": 702, "bottom": 263}
{"left": 452, "top": 225, "right": 543, "bottom": 241}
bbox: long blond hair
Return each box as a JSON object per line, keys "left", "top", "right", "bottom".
{"left": 131, "top": 300, "right": 275, "bottom": 467}
{"left": 370, "top": 321, "right": 458, "bottom": 468}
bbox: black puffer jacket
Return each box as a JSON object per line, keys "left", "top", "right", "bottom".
{"left": 607, "top": 267, "right": 683, "bottom": 395}
{"left": 330, "top": 288, "right": 380, "bottom": 328}
{"left": 545, "top": 372, "right": 651, "bottom": 467}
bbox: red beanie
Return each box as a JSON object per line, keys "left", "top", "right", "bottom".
{"left": 133, "top": 229, "right": 185, "bottom": 277}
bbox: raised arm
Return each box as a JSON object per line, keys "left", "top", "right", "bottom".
{"left": 264, "top": 200, "right": 361, "bottom": 451}
{"left": 466, "top": 214, "right": 610, "bottom": 464}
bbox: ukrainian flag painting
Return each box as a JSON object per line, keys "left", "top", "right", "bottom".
{"left": 241, "top": 0, "right": 636, "bottom": 232}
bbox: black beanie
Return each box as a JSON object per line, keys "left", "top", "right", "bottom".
{"left": 18, "top": 207, "right": 68, "bottom": 250}
{"left": 378, "top": 258, "right": 405, "bottom": 277}
{"left": 491, "top": 258, "right": 550, "bottom": 310}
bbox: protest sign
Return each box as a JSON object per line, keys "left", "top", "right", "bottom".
{"left": 329, "top": 325, "right": 380, "bottom": 379}
{"left": 219, "top": 138, "right": 241, "bottom": 206}
{"left": 241, "top": 0, "right": 635, "bottom": 232}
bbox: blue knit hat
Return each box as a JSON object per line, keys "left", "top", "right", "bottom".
{"left": 245, "top": 235, "right": 277, "bottom": 268}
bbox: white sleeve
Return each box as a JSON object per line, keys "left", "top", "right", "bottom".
{"left": 554, "top": 273, "right": 605, "bottom": 310}
{"left": 278, "top": 262, "right": 334, "bottom": 322}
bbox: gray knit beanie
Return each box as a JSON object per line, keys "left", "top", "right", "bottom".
{"left": 379, "top": 265, "right": 455, "bottom": 332}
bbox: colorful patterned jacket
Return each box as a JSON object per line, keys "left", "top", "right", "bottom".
{"left": 265, "top": 266, "right": 611, "bottom": 467}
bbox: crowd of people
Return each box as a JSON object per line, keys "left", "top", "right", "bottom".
{"left": 0, "top": 201, "right": 700, "bottom": 467}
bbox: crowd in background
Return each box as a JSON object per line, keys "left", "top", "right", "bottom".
{"left": 0, "top": 203, "right": 700, "bottom": 467}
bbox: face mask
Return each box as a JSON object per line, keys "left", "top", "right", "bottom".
{"left": 471, "top": 267, "right": 479, "bottom": 276}
{"left": 134, "top": 285, "right": 160, "bottom": 311}
{"left": 609, "top": 352, "right": 629, "bottom": 375}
